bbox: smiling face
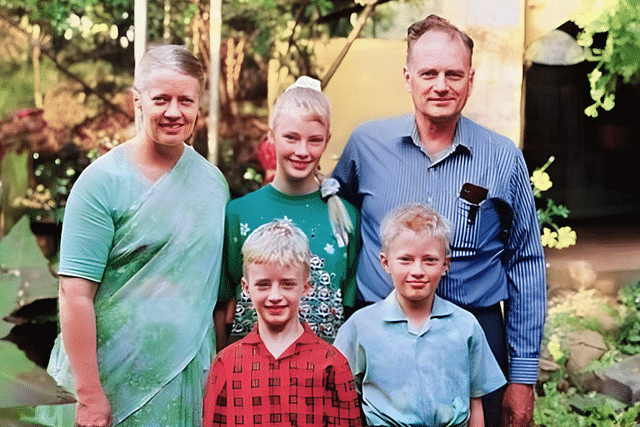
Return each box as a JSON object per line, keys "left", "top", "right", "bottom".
{"left": 269, "top": 108, "right": 329, "bottom": 194}
{"left": 404, "top": 30, "right": 474, "bottom": 126}
{"left": 242, "top": 261, "right": 310, "bottom": 332}
{"left": 134, "top": 68, "right": 200, "bottom": 150}
{"left": 380, "top": 230, "right": 450, "bottom": 311}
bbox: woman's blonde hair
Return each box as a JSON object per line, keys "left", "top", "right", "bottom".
{"left": 134, "top": 45, "right": 204, "bottom": 94}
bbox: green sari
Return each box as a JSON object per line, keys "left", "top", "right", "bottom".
{"left": 43, "top": 145, "right": 229, "bottom": 426}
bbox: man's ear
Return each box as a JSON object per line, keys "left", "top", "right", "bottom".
{"left": 403, "top": 65, "right": 411, "bottom": 93}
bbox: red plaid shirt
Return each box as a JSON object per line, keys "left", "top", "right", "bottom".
{"left": 203, "top": 323, "right": 362, "bottom": 426}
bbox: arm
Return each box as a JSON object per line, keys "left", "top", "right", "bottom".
{"left": 330, "top": 351, "right": 364, "bottom": 426}
{"left": 214, "top": 211, "right": 240, "bottom": 351}
{"left": 59, "top": 275, "right": 111, "bottom": 427}
{"left": 203, "top": 356, "right": 228, "bottom": 427}
{"left": 468, "top": 397, "right": 484, "bottom": 427}
{"left": 502, "top": 155, "right": 547, "bottom": 425}
{"left": 501, "top": 383, "right": 535, "bottom": 427}
{"left": 331, "top": 134, "right": 362, "bottom": 208}
{"left": 341, "top": 202, "right": 361, "bottom": 313}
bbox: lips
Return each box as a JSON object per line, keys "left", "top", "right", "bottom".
{"left": 288, "top": 159, "right": 312, "bottom": 170}
{"left": 160, "top": 123, "right": 184, "bottom": 131}
{"left": 265, "top": 305, "right": 287, "bottom": 314}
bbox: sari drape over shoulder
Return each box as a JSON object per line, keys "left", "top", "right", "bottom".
{"left": 46, "top": 145, "right": 229, "bottom": 426}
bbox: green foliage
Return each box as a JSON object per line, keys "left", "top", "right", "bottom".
{"left": 0, "top": 341, "right": 74, "bottom": 409}
{"left": 616, "top": 282, "right": 640, "bottom": 355}
{"left": 534, "top": 382, "right": 640, "bottom": 427}
{"left": 619, "top": 281, "right": 640, "bottom": 311}
{"left": 575, "top": 0, "right": 640, "bottom": 117}
{"left": 530, "top": 157, "right": 576, "bottom": 249}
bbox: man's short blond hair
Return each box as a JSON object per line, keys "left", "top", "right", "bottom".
{"left": 242, "top": 219, "right": 312, "bottom": 277}
{"left": 380, "top": 203, "right": 452, "bottom": 256}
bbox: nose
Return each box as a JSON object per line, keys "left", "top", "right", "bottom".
{"left": 268, "top": 285, "right": 283, "bottom": 302}
{"left": 164, "top": 99, "right": 181, "bottom": 118}
{"left": 293, "top": 141, "right": 310, "bottom": 157}
{"left": 410, "top": 261, "right": 425, "bottom": 277}
{"left": 434, "top": 73, "right": 448, "bottom": 92}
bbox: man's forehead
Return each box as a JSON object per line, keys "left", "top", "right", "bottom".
{"left": 408, "top": 30, "right": 472, "bottom": 66}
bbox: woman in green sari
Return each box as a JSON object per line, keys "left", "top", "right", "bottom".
{"left": 43, "top": 45, "right": 229, "bottom": 427}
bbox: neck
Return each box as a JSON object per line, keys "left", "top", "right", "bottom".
{"left": 132, "top": 135, "right": 185, "bottom": 181}
{"left": 415, "top": 113, "right": 459, "bottom": 156}
{"left": 258, "top": 320, "right": 305, "bottom": 359}
{"left": 271, "top": 173, "right": 319, "bottom": 196}
{"left": 396, "top": 292, "right": 433, "bottom": 330}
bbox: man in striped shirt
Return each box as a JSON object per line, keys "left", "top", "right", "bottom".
{"left": 331, "top": 14, "right": 546, "bottom": 427}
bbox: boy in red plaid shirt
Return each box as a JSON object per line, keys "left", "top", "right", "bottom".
{"left": 203, "top": 220, "right": 362, "bottom": 427}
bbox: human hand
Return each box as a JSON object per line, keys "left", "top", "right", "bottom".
{"left": 74, "top": 391, "right": 112, "bottom": 427}
{"left": 501, "top": 383, "right": 534, "bottom": 427}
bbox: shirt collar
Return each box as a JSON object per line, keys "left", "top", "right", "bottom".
{"left": 241, "top": 322, "right": 319, "bottom": 346}
{"left": 406, "top": 115, "right": 473, "bottom": 158}
{"left": 381, "top": 289, "right": 454, "bottom": 323}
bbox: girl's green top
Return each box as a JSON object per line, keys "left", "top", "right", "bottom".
{"left": 219, "top": 184, "right": 360, "bottom": 341}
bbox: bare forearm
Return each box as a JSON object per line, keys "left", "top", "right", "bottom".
{"left": 469, "top": 397, "right": 484, "bottom": 427}
{"left": 58, "top": 277, "right": 102, "bottom": 398}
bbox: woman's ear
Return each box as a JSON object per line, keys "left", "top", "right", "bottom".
{"left": 132, "top": 88, "right": 142, "bottom": 110}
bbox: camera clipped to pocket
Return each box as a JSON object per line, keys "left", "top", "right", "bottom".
{"left": 459, "top": 183, "right": 488, "bottom": 225}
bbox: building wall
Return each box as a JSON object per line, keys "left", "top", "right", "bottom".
{"left": 269, "top": 0, "right": 589, "bottom": 172}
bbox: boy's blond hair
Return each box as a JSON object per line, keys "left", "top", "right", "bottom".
{"left": 380, "top": 203, "right": 452, "bottom": 256}
{"left": 242, "top": 219, "right": 312, "bottom": 277}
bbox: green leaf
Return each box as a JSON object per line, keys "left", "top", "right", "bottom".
{"left": 0, "top": 216, "right": 58, "bottom": 327}
{"left": 0, "top": 341, "right": 74, "bottom": 408}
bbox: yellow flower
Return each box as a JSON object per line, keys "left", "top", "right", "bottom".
{"left": 531, "top": 170, "right": 552, "bottom": 192}
{"left": 541, "top": 227, "right": 558, "bottom": 248}
{"left": 555, "top": 226, "right": 577, "bottom": 249}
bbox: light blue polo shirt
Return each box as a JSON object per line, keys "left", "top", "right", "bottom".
{"left": 334, "top": 291, "right": 507, "bottom": 427}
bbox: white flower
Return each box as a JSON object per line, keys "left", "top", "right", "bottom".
{"left": 324, "top": 243, "right": 335, "bottom": 254}
{"left": 240, "top": 223, "right": 250, "bottom": 236}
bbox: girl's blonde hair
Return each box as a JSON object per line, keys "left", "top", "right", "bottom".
{"left": 270, "top": 84, "right": 331, "bottom": 131}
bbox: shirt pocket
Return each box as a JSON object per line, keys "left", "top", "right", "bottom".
{"left": 451, "top": 197, "right": 505, "bottom": 257}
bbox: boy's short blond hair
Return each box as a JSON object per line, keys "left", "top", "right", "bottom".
{"left": 380, "top": 203, "right": 452, "bottom": 256}
{"left": 242, "top": 219, "right": 312, "bottom": 277}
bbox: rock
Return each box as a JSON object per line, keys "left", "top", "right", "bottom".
{"left": 538, "top": 357, "right": 560, "bottom": 383}
{"left": 565, "top": 329, "right": 607, "bottom": 374}
{"left": 547, "top": 260, "right": 597, "bottom": 293}
{"left": 595, "top": 354, "right": 640, "bottom": 404}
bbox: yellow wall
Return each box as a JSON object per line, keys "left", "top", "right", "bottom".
{"left": 267, "top": 0, "right": 587, "bottom": 172}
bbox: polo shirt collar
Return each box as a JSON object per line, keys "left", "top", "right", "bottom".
{"left": 406, "top": 115, "right": 473, "bottom": 157}
{"left": 381, "top": 290, "right": 454, "bottom": 323}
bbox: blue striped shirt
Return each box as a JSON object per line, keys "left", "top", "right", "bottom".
{"left": 332, "top": 114, "right": 546, "bottom": 383}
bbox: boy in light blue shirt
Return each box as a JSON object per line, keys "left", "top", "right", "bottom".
{"left": 334, "top": 204, "right": 506, "bottom": 427}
